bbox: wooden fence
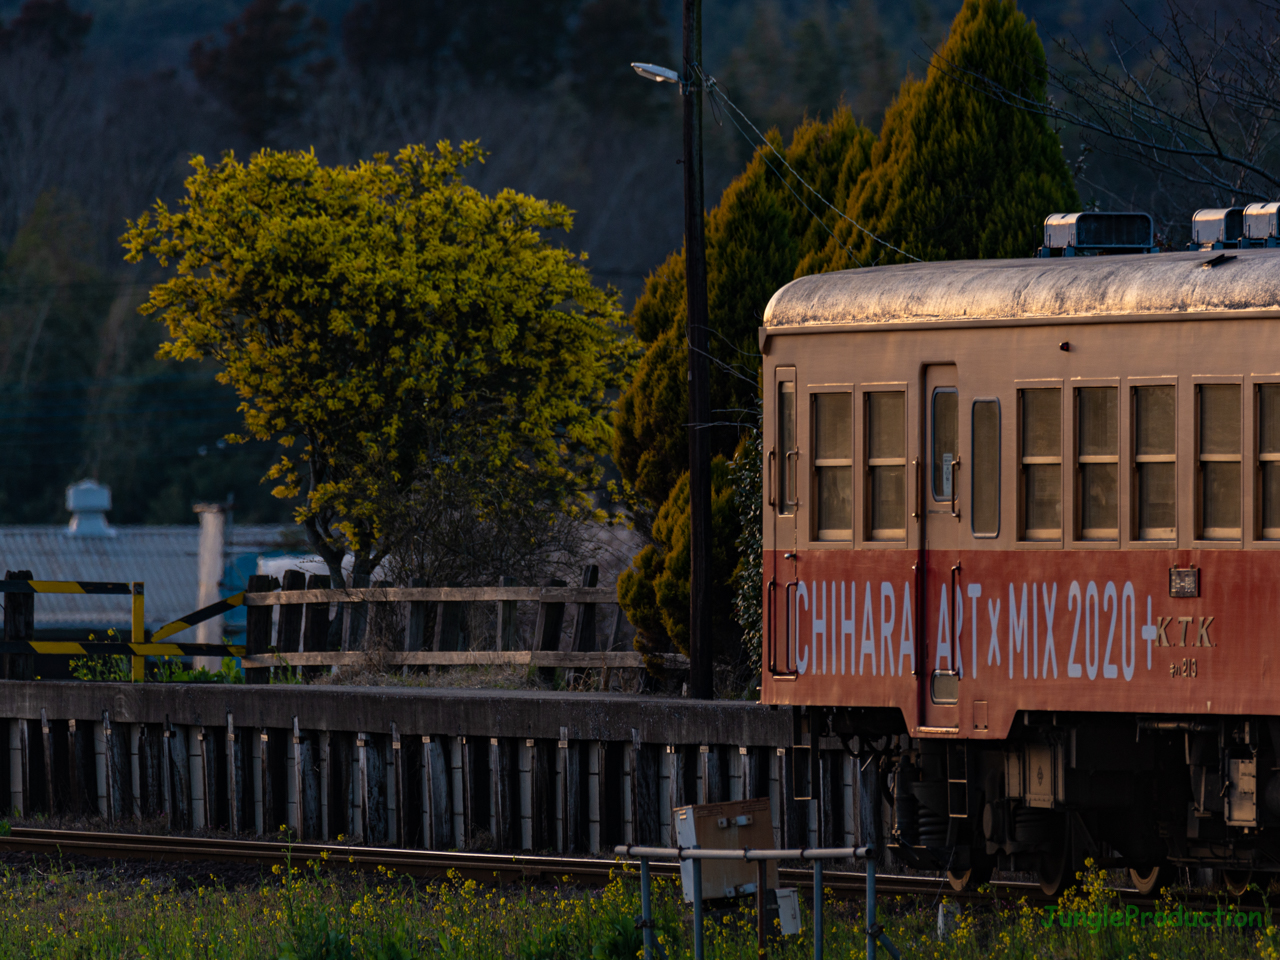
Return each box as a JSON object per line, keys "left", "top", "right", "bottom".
{"left": 237, "top": 565, "right": 686, "bottom": 683}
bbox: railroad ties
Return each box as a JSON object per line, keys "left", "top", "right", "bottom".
{"left": 0, "top": 684, "right": 871, "bottom": 857}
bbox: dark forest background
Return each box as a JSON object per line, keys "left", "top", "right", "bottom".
{"left": 0, "top": 0, "right": 1173, "bottom": 525}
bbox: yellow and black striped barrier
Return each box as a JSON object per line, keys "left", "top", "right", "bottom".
{"left": 151, "top": 591, "right": 245, "bottom": 643}
{"left": 0, "top": 580, "right": 133, "bottom": 595}
{"left": 1, "top": 581, "right": 250, "bottom": 681}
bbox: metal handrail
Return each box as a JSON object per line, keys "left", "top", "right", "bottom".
{"left": 615, "top": 845, "right": 870, "bottom": 860}
{"left": 614, "top": 844, "right": 899, "bottom": 960}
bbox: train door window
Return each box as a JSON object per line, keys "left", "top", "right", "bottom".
{"left": 1020, "top": 388, "right": 1062, "bottom": 540}
{"left": 778, "top": 381, "right": 797, "bottom": 516}
{"left": 931, "top": 389, "right": 959, "bottom": 501}
{"left": 866, "top": 392, "right": 905, "bottom": 540}
{"left": 1134, "top": 385, "right": 1176, "bottom": 540}
{"left": 1077, "top": 387, "right": 1118, "bottom": 540}
{"left": 1199, "top": 383, "right": 1241, "bottom": 540}
{"left": 813, "top": 393, "right": 852, "bottom": 540}
{"left": 1260, "top": 384, "right": 1280, "bottom": 538}
{"left": 971, "top": 400, "right": 1000, "bottom": 536}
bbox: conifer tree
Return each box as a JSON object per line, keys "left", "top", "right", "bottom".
{"left": 617, "top": 455, "right": 738, "bottom": 661}
{"left": 801, "top": 0, "right": 1079, "bottom": 272}
{"left": 615, "top": 109, "right": 874, "bottom": 660}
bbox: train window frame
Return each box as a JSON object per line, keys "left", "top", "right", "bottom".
{"left": 1018, "top": 384, "right": 1063, "bottom": 543}
{"left": 1131, "top": 381, "right": 1177, "bottom": 543}
{"left": 811, "top": 390, "right": 853, "bottom": 541}
{"left": 1074, "top": 384, "right": 1120, "bottom": 542}
{"left": 1255, "top": 378, "right": 1280, "bottom": 541}
{"left": 970, "top": 398, "right": 1000, "bottom": 538}
{"left": 1195, "top": 380, "right": 1243, "bottom": 542}
{"left": 931, "top": 387, "right": 960, "bottom": 503}
{"left": 864, "top": 388, "right": 907, "bottom": 542}
{"left": 777, "top": 377, "right": 798, "bottom": 518}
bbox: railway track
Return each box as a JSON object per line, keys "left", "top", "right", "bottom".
{"left": 0, "top": 826, "right": 1046, "bottom": 902}
{"left": 3, "top": 827, "right": 1268, "bottom": 922}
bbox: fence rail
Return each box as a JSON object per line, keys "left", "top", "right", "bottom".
{"left": 241, "top": 651, "right": 685, "bottom": 669}
{"left": 242, "top": 586, "right": 620, "bottom": 605}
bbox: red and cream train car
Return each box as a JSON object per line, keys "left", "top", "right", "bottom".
{"left": 760, "top": 246, "right": 1280, "bottom": 894}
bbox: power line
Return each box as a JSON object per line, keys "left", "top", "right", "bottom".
{"left": 722, "top": 104, "right": 865, "bottom": 268}
{"left": 698, "top": 66, "right": 922, "bottom": 264}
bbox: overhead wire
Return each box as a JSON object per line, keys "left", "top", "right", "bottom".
{"left": 711, "top": 91, "right": 864, "bottom": 268}
{"left": 685, "top": 334, "right": 759, "bottom": 389}
{"left": 695, "top": 65, "right": 922, "bottom": 264}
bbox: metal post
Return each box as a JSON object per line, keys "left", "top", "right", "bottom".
{"left": 864, "top": 848, "right": 900, "bottom": 960}
{"left": 866, "top": 855, "right": 876, "bottom": 960}
{"left": 813, "top": 858, "right": 823, "bottom": 960}
{"left": 756, "top": 859, "right": 767, "bottom": 957}
{"left": 640, "top": 856, "right": 654, "bottom": 960}
{"left": 130, "top": 582, "right": 145, "bottom": 681}
{"left": 682, "top": 0, "right": 712, "bottom": 701}
{"left": 692, "top": 852, "right": 704, "bottom": 960}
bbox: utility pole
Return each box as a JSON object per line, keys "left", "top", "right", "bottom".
{"left": 683, "top": 0, "right": 713, "bottom": 700}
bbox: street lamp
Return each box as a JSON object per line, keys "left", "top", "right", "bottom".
{"left": 632, "top": 0, "right": 713, "bottom": 701}
{"left": 630, "top": 62, "right": 680, "bottom": 85}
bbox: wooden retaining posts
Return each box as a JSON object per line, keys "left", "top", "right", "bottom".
{"left": 0, "top": 683, "right": 867, "bottom": 857}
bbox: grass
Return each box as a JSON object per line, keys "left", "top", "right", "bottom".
{"left": 0, "top": 854, "right": 1276, "bottom": 958}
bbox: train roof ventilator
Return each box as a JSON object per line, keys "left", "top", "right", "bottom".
{"left": 1037, "top": 205, "right": 1280, "bottom": 256}
{"left": 1038, "top": 211, "right": 1157, "bottom": 256}
{"left": 1189, "top": 203, "right": 1280, "bottom": 249}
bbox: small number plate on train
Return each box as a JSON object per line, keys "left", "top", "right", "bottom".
{"left": 1169, "top": 567, "right": 1199, "bottom": 598}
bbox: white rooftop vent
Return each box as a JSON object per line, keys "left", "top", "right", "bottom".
{"left": 65, "top": 479, "right": 115, "bottom": 538}
{"left": 1244, "top": 202, "right": 1280, "bottom": 241}
{"left": 1192, "top": 207, "right": 1245, "bottom": 247}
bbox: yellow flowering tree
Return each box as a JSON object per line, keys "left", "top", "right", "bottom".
{"left": 123, "top": 142, "right": 633, "bottom": 585}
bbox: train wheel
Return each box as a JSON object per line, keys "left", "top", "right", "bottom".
{"left": 1129, "top": 865, "right": 1165, "bottom": 896}
{"left": 1037, "top": 840, "right": 1071, "bottom": 897}
{"left": 946, "top": 868, "right": 972, "bottom": 892}
{"left": 947, "top": 849, "right": 993, "bottom": 896}
{"left": 947, "top": 855, "right": 993, "bottom": 893}
{"left": 1223, "top": 870, "right": 1253, "bottom": 897}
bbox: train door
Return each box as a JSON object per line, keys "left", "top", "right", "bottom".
{"left": 923, "top": 364, "right": 962, "bottom": 729}
{"left": 768, "top": 366, "right": 799, "bottom": 678}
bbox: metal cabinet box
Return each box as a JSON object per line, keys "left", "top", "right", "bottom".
{"left": 674, "top": 797, "right": 778, "bottom": 901}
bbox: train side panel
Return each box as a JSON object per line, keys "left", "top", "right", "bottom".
{"left": 761, "top": 547, "right": 1278, "bottom": 737}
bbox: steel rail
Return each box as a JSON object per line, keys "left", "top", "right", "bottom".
{"left": 0, "top": 826, "right": 1045, "bottom": 900}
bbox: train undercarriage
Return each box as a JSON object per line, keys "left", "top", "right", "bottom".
{"left": 806, "top": 706, "right": 1278, "bottom": 896}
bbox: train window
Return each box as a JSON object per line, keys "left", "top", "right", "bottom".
{"left": 1077, "top": 387, "right": 1118, "bottom": 540}
{"left": 1134, "top": 386, "right": 1176, "bottom": 540}
{"left": 1020, "top": 389, "right": 1061, "bottom": 540}
{"left": 1261, "top": 385, "right": 1280, "bottom": 538}
{"left": 931, "top": 389, "right": 959, "bottom": 502}
{"left": 813, "top": 393, "right": 852, "bottom": 540}
{"left": 971, "top": 400, "right": 1000, "bottom": 536}
{"left": 866, "top": 392, "right": 905, "bottom": 540}
{"left": 1199, "top": 383, "right": 1241, "bottom": 540}
{"left": 778, "top": 382, "right": 797, "bottom": 516}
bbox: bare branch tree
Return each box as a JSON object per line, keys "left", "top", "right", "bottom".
{"left": 936, "top": 1, "right": 1280, "bottom": 207}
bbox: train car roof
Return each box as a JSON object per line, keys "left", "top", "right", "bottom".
{"left": 762, "top": 247, "right": 1280, "bottom": 333}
